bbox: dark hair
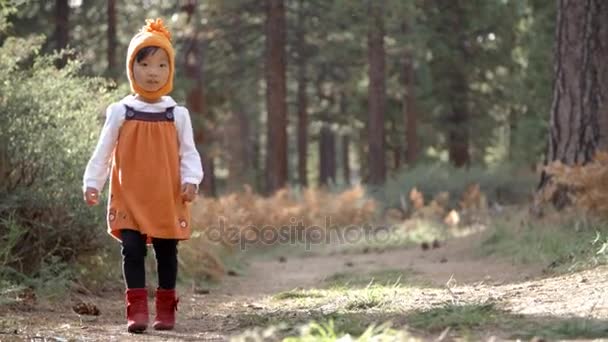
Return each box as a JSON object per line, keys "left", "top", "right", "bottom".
{"left": 135, "top": 46, "right": 160, "bottom": 62}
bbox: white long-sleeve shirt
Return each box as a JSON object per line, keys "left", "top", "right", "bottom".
{"left": 83, "top": 95, "right": 204, "bottom": 192}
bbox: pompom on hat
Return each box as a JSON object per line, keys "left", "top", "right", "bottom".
{"left": 126, "top": 18, "right": 175, "bottom": 101}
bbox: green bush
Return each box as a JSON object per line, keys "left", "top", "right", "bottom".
{"left": 0, "top": 34, "right": 121, "bottom": 284}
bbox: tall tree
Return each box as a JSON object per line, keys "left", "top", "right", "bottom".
{"left": 265, "top": 0, "right": 288, "bottom": 193}
{"left": 183, "top": 3, "right": 216, "bottom": 196}
{"left": 295, "top": 0, "right": 309, "bottom": 187}
{"left": 342, "top": 134, "right": 351, "bottom": 185}
{"left": 444, "top": 0, "right": 470, "bottom": 167}
{"left": 54, "top": 0, "right": 68, "bottom": 50}
{"left": 225, "top": 13, "right": 254, "bottom": 192}
{"left": 367, "top": 1, "right": 387, "bottom": 184}
{"left": 401, "top": 21, "right": 419, "bottom": 165}
{"left": 537, "top": 0, "right": 608, "bottom": 205}
{"left": 319, "top": 124, "right": 336, "bottom": 185}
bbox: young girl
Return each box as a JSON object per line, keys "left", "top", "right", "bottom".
{"left": 82, "top": 18, "right": 203, "bottom": 333}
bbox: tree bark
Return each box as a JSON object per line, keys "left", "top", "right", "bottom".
{"left": 296, "top": 0, "right": 309, "bottom": 188}
{"left": 265, "top": 0, "right": 288, "bottom": 193}
{"left": 403, "top": 52, "right": 419, "bottom": 165}
{"left": 225, "top": 14, "right": 253, "bottom": 192}
{"left": 54, "top": 0, "right": 69, "bottom": 50}
{"left": 538, "top": 0, "right": 608, "bottom": 206}
{"left": 225, "top": 104, "right": 251, "bottom": 192}
{"left": 107, "top": 0, "right": 117, "bottom": 77}
{"left": 447, "top": 70, "right": 470, "bottom": 167}
{"left": 184, "top": 9, "right": 215, "bottom": 196}
{"left": 367, "top": 1, "right": 387, "bottom": 185}
{"left": 342, "top": 134, "right": 351, "bottom": 186}
{"left": 319, "top": 125, "right": 336, "bottom": 186}
{"left": 446, "top": 0, "right": 470, "bottom": 167}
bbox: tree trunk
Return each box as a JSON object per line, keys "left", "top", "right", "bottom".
{"left": 367, "top": 2, "right": 387, "bottom": 185}
{"left": 296, "top": 0, "right": 309, "bottom": 188}
{"left": 184, "top": 9, "right": 215, "bottom": 196}
{"left": 225, "top": 14, "right": 252, "bottom": 192}
{"left": 54, "top": 0, "right": 69, "bottom": 67}
{"left": 265, "top": 0, "right": 288, "bottom": 193}
{"left": 225, "top": 104, "right": 251, "bottom": 192}
{"left": 319, "top": 125, "right": 336, "bottom": 186}
{"left": 107, "top": 0, "right": 117, "bottom": 77}
{"left": 54, "top": 0, "right": 69, "bottom": 50}
{"left": 403, "top": 52, "right": 419, "bottom": 165}
{"left": 447, "top": 71, "right": 470, "bottom": 167}
{"left": 342, "top": 134, "right": 351, "bottom": 186}
{"left": 446, "top": 1, "right": 470, "bottom": 167}
{"left": 394, "top": 145, "right": 402, "bottom": 170}
{"left": 537, "top": 0, "right": 608, "bottom": 207}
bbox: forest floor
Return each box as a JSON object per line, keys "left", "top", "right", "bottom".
{"left": 1, "top": 226, "right": 608, "bottom": 341}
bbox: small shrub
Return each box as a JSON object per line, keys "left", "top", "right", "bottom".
{"left": 0, "top": 34, "right": 121, "bottom": 286}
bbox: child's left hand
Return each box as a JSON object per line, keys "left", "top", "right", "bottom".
{"left": 181, "top": 183, "right": 197, "bottom": 202}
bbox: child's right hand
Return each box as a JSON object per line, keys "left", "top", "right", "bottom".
{"left": 84, "top": 187, "right": 100, "bottom": 206}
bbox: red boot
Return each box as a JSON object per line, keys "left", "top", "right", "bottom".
{"left": 125, "top": 288, "right": 149, "bottom": 333}
{"left": 153, "top": 288, "right": 178, "bottom": 330}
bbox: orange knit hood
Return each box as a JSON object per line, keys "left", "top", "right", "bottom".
{"left": 126, "top": 18, "right": 175, "bottom": 101}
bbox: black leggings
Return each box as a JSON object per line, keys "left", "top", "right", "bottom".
{"left": 121, "top": 229, "right": 178, "bottom": 289}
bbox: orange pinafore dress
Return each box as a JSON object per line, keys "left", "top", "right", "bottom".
{"left": 107, "top": 105, "right": 191, "bottom": 244}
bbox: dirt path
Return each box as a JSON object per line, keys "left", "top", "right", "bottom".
{"left": 1, "top": 232, "right": 607, "bottom": 341}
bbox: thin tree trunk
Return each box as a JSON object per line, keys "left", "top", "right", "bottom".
{"left": 107, "top": 0, "right": 117, "bottom": 77}
{"left": 184, "top": 9, "right": 215, "bottom": 196}
{"left": 319, "top": 125, "right": 336, "bottom": 186}
{"left": 252, "top": 122, "right": 263, "bottom": 192}
{"left": 265, "top": 0, "right": 288, "bottom": 193}
{"left": 342, "top": 135, "right": 351, "bottom": 186}
{"left": 54, "top": 0, "right": 69, "bottom": 50}
{"left": 394, "top": 145, "right": 402, "bottom": 170}
{"left": 446, "top": 1, "right": 470, "bottom": 167}
{"left": 226, "top": 104, "right": 251, "bottom": 192}
{"left": 54, "top": 0, "right": 69, "bottom": 67}
{"left": 296, "top": 0, "right": 309, "bottom": 188}
{"left": 367, "top": 1, "right": 387, "bottom": 184}
{"left": 537, "top": 0, "right": 608, "bottom": 207}
{"left": 448, "top": 71, "right": 470, "bottom": 167}
{"left": 403, "top": 51, "right": 419, "bottom": 165}
{"left": 225, "top": 14, "right": 252, "bottom": 192}
{"left": 390, "top": 118, "right": 401, "bottom": 170}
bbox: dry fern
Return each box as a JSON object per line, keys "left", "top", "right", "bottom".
{"left": 182, "top": 185, "right": 377, "bottom": 280}
{"left": 544, "top": 151, "right": 608, "bottom": 217}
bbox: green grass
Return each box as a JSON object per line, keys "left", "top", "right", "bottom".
{"left": 344, "top": 285, "right": 394, "bottom": 310}
{"left": 271, "top": 284, "right": 406, "bottom": 313}
{"left": 231, "top": 315, "right": 418, "bottom": 342}
{"left": 480, "top": 214, "right": 608, "bottom": 272}
{"left": 273, "top": 289, "right": 326, "bottom": 301}
{"left": 408, "top": 302, "right": 505, "bottom": 333}
{"left": 323, "top": 268, "right": 436, "bottom": 290}
{"left": 407, "top": 302, "right": 608, "bottom": 340}
{"left": 282, "top": 320, "right": 415, "bottom": 342}
{"left": 519, "top": 318, "right": 608, "bottom": 340}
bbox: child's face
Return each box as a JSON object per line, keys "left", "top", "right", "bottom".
{"left": 132, "top": 48, "right": 170, "bottom": 93}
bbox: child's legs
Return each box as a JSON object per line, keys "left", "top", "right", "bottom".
{"left": 151, "top": 238, "right": 178, "bottom": 289}
{"left": 121, "top": 229, "right": 147, "bottom": 288}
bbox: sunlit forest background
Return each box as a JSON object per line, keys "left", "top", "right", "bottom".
{"left": 4, "top": 1, "right": 608, "bottom": 339}
{"left": 0, "top": 0, "right": 560, "bottom": 285}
